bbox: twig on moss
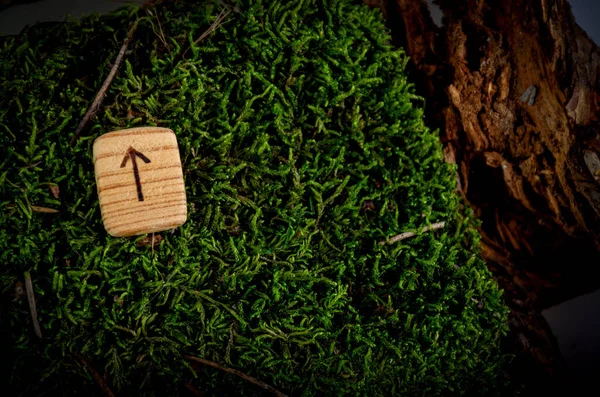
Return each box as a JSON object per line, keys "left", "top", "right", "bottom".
{"left": 145, "top": 7, "right": 168, "bottom": 48}
{"left": 155, "top": 10, "right": 168, "bottom": 47}
{"left": 184, "top": 381, "right": 202, "bottom": 397}
{"left": 141, "top": 0, "right": 163, "bottom": 8}
{"left": 24, "top": 271, "right": 42, "bottom": 338}
{"left": 192, "top": 7, "right": 231, "bottom": 46}
{"left": 182, "top": 6, "right": 233, "bottom": 58}
{"left": 70, "top": 21, "right": 138, "bottom": 146}
{"left": 379, "top": 221, "right": 446, "bottom": 245}
{"left": 151, "top": 232, "right": 156, "bottom": 260}
{"left": 31, "top": 205, "right": 59, "bottom": 213}
{"left": 76, "top": 355, "right": 115, "bottom": 397}
{"left": 183, "top": 355, "right": 288, "bottom": 397}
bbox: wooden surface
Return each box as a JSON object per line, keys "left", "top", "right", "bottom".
{"left": 93, "top": 127, "right": 187, "bottom": 237}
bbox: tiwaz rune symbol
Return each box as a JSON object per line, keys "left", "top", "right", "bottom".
{"left": 120, "top": 146, "right": 151, "bottom": 201}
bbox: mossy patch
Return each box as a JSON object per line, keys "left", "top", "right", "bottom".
{"left": 0, "top": 0, "right": 509, "bottom": 395}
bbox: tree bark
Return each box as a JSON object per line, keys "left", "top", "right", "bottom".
{"left": 366, "top": 0, "right": 600, "bottom": 392}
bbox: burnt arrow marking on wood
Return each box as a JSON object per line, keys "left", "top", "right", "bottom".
{"left": 120, "top": 146, "right": 151, "bottom": 201}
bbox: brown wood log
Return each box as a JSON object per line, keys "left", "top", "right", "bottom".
{"left": 366, "top": 0, "right": 600, "bottom": 392}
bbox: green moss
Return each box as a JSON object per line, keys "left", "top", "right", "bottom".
{"left": 0, "top": 0, "right": 509, "bottom": 395}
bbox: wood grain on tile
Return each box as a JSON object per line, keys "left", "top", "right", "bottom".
{"left": 93, "top": 127, "right": 187, "bottom": 237}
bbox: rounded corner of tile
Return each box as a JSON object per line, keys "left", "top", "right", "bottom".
{"left": 92, "top": 135, "right": 103, "bottom": 153}
{"left": 105, "top": 227, "right": 127, "bottom": 238}
{"left": 179, "top": 214, "right": 188, "bottom": 226}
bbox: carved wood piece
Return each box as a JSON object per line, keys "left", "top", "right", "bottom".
{"left": 93, "top": 127, "right": 187, "bottom": 237}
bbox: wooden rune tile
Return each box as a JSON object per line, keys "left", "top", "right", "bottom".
{"left": 92, "top": 127, "right": 187, "bottom": 237}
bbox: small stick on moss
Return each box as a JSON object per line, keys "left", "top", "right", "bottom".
{"left": 24, "top": 271, "right": 42, "bottom": 338}
{"left": 379, "top": 221, "right": 446, "bottom": 245}
{"left": 76, "top": 355, "right": 115, "bottom": 397}
{"left": 182, "top": 6, "right": 232, "bottom": 58}
{"left": 192, "top": 7, "right": 231, "bottom": 46}
{"left": 31, "top": 205, "right": 59, "bottom": 213}
{"left": 70, "top": 21, "right": 138, "bottom": 146}
{"left": 145, "top": 7, "right": 168, "bottom": 48}
{"left": 184, "top": 381, "right": 202, "bottom": 397}
{"left": 151, "top": 232, "right": 156, "bottom": 266}
{"left": 184, "top": 355, "right": 288, "bottom": 397}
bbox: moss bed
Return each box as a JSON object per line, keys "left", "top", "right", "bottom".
{"left": 0, "top": 0, "right": 508, "bottom": 395}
